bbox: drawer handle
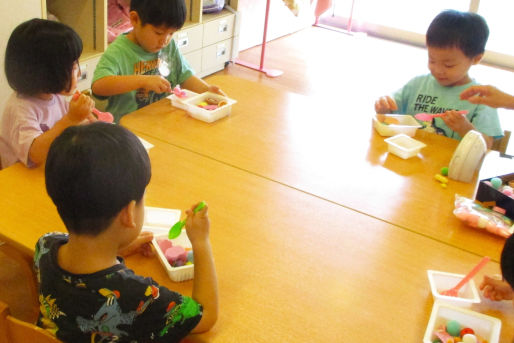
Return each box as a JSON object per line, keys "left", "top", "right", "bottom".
{"left": 177, "top": 35, "right": 189, "bottom": 48}
{"left": 218, "top": 20, "right": 228, "bottom": 33}
{"left": 216, "top": 45, "right": 226, "bottom": 57}
{"left": 78, "top": 64, "right": 87, "bottom": 81}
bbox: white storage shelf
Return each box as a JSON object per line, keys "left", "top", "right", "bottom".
{"left": 41, "top": 1, "right": 240, "bottom": 90}
{"left": 177, "top": 9, "right": 239, "bottom": 78}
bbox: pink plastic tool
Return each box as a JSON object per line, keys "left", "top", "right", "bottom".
{"left": 414, "top": 110, "right": 468, "bottom": 121}
{"left": 172, "top": 85, "right": 187, "bottom": 98}
{"left": 72, "top": 91, "right": 114, "bottom": 123}
{"left": 434, "top": 329, "right": 454, "bottom": 343}
{"left": 440, "top": 256, "right": 490, "bottom": 297}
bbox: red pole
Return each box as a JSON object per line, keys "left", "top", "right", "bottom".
{"left": 347, "top": 0, "right": 356, "bottom": 32}
{"left": 233, "top": 0, "right": 282, "bottom": 77}
{"left": 260, "top": 0, "right": 271, "bottom": 69}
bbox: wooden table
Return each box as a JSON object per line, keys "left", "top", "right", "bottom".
{"left": 1, "top": 135, "right": 513, "bottom": 342}
{"left": 121, "top": 75, "right": 508, "bottom": 260}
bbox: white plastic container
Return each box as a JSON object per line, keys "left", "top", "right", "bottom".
{"left": 144, "top": 206, "right": 181, "bottom": 232}
{"left": 167, "top": 89, "right": 199, "bottom": 111}
{"left": 152, "top": 232, "right": 194, "bottom": 282}
{"left": 384, "top": 133, "right": 426, "bottom": 159}
{"left": 372, "top": 114, "right": 421, "bottom": 137}
{"left": 142, "top": 206, "right": 194, "bottom": 282}
{"left": 427, "top": 270, "right": 481, "bottom": 307}
{"left": 182, "top": 91, "right": 237, "bottom": 123}
{"left": 423, "top": 302, "right": 501, "bottom": 343}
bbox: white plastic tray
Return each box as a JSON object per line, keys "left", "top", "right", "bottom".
{"left": 384, "top": 133, "right": 426, "bottom": 159}
{"left": 427, "top": 270, "right": 481, "bottom": 308}
{"left": 143, "top": 206, "right": 181, "bottom": 235}
{"left": 182, "top": 92, "right": 237, "bottom": 123}
{"left": 152, "top": 232, "right": 194, "bottom": 282}
{"left": 167, "top": 89, "right": 199, "bottom": 111}
{"left": 373, "top": 114, "right": 421, "bottom": 137}
{"left": 423, "top": 302, "right": 501, "bottom": 343}
{"left": 142, "top": 206, "right": 194, "bottom": 282}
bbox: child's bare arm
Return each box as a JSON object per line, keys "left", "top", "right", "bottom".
{"left": 92, "top": 75, "right": 172, "bottom": 96}
{"left": 442, "top": 110, "right": 493, "bottom": 148}
{"left": 185, "top": 203, "right": 219, "bottom": 333}
{"left": 479, "top": 275, "right": 514, "bottom": 301}
{"left": 29, "top": 94, "right": 94, "bottom": 166}
{"left": 181, "top": 75, "right": 226, "bottom": 96}
{"left": 374, "top": 96, "right": 398, "bottom": 114}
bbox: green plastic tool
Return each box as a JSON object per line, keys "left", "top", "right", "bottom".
{"left": 168, "top": 201, "right": 206, "bottom": 239}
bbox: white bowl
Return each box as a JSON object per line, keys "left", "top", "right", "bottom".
{"left": 384, "top": 133, "right": 426, "bottom": 159}
{"left": 423, "top": 302, "right": 501, "bottom": 343}
{"left": 427, "top": 270, "right": 481, "bottom": 307}
{"left": 372, "top": 114, "right": 421, "bottom": 137}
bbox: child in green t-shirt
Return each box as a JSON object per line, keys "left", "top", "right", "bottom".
{"left": 92, "top": 0, "right": 225, "bottom": 122}
{"left": 374, "top": 10, "right": 503, "bottom": 148}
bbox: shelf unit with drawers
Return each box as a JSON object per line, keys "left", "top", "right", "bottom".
{"left": 177, "top": 6, "right": 239, "bottom": 78}
{"left": 40, "top": 0, "right": 240, "bottom": 90}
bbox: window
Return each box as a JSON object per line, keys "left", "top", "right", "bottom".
{"left": 322, "top": 0, "right": 514, "bottom": 69}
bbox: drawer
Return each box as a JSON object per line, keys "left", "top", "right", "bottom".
{"left": 174, "top": 24, "right": 203, "bottom": 54}
{"left": 183, "top": 49, "right": 202, "bottom": 75}
{"left": 202, "top": 38, "right": 232, "bottom": 71}
{"left": 202, "top": 14, "right": 235, "bottom": 47}
{"left": 77, "top": 55, "right": 101, "bottom": 91}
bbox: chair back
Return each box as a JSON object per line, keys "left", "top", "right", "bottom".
{"left": 491, "top": 130, "right": 511, "bottom": 154}
{"left": 0, "top": 242, "right": 39, "bottom": 323}
{"left": 0, "top": 301, "right": 62, "bottom": 343}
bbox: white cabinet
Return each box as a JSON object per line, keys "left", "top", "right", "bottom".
{"left": 201, "top": 38, "right": 233, "bottom": 75}
{"left": 174, "top": 25, "right": 204, "bottom": 55}
{"left": 203, "top": 11, "right": 235, "bottom": 46}
{"left": 176, "top": 8, "right": 240, "bottom": 78}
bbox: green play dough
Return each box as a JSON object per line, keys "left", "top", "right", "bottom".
{"left": 446, "top": 320, "right": 461, "bottom": 337}
{"left": 491, "top": 177, "right": 502, "bottom": 189}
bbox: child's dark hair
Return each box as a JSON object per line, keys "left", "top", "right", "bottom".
{"left": 45, "top": 122, "right": 151, "bottom": 235}
{"left": 131, "top": 0, "right": 187, "bottom": 29}
{"left": 501, "top": 234, "right": 514, "bottom": 287}
{"left": 426, "top": 9, "right": 489, "bottom": 58}
{"left": 5, "top": 18, "right": 82, "bottom": 96}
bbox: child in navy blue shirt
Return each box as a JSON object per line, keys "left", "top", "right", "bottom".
{"left": 36, "top": 122, "right": 218, "bottom": 342}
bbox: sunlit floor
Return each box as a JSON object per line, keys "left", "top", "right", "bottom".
{"left": 212, "top": 25, "right": 513, "bottom": 153}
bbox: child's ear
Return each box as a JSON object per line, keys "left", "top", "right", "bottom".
{"left": 119, "top": 200, "right": 137, "bottom": 228}
{"left": 129, "top": 11, "right": 140, "bottom": 27}
{"left": 471, "top": 53, "right": 484, "bottom": 65}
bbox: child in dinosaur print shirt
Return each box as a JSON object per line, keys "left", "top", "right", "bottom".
{"left": 35, "top": 122, "right": 218, "bottom": 342}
